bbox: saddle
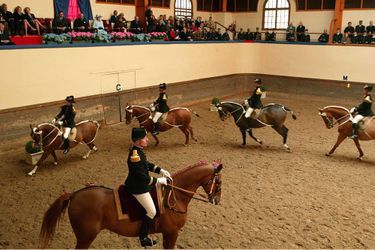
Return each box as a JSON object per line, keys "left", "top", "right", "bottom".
{"left": 358, "top": 116, "right": 375, "bottom": 130}
{"left": 113, "top": 184, "right": 165, "bottom": 221}
{"left": 61, "top": 127, "right": 78, "bottom": 141}
{"left": 250, "top": 109, "right": 261, "bottom": 119}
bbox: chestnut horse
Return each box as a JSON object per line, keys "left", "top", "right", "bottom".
{"left": 40, "top": 161, "right": 223, "bottom": 249}
{"left": 216, "top": 101, "right": 296, "bottom": 150}
{"left": 125, "top": 105, "right": 199, "bottom": 146}
{"left": 28, "top": 121, "right": 100, "bottom": 176}
{"left": 319, "top": 105, "right": 375, "bottom": 160}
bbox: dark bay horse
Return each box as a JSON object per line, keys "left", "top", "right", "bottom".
{"left": 28, "top": 121, "right": 100, "bottom": 176}
{"left": 40, "top": 161, "right": 223, "bottom": 249}
{"left": 319, "top": 105, "right": 375, "bottom": 160}
{"left": 216, "top": 101, "right": 296, "bottom": 150}
{"left": 125, "top": 105, "right": 199, "bottom": 146}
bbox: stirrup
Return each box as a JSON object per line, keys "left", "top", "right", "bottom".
{"left": 350, "top": 134, "right": 358, "bottom": 139}
{"left": 140, "top": 237, "right": 157, "bottom": 247}
{"left": 63, "top": 148, "right": 70, "bottom": 154}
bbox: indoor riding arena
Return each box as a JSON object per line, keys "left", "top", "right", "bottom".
{"left": 0, "top": 0, "right": 374, "bottom": 248}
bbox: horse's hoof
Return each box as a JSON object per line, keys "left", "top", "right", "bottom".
{"left": 357, "top": 156, "right": 363, "bottom": 161}
{"left": 257, "top": 140, "right": 263, "bottom": 145}
{"left": 325, "top": 153, "right": 331, "bottom": 157}
{"left": 82, "top": 156, "right": 87, "bottom": 160}
{"left": 27, "top": 171, "right": 34, "bottom": 176}
{"left": 240, "top": 144, "right": 246, "bottom": 148}
{"left": 53, "top": 162, "right": 58, "bottom": 166}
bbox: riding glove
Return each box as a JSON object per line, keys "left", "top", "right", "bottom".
{"left": 160, "top": 169, "right": 172, "bottom": 179}
{"left": 157, "top": 177, "right": 168, "bottom": 186}
{"left": 51, "top": 118, "right": 56, "bottom": 123}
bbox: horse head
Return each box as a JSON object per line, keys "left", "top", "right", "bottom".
{"left": 124, "top": 105, "right": 133, "bottom": 124}
{"left": 30, "top": 124, "right": 43, "bottom": 145}
{"left": 217, "top": 104, "right": 230, "bottom": 121}
{"left": 319, "top": 106, "right": 350, "bottom": 129}
{"left": 202, "top": 162, "right": 223, "bottom": 205}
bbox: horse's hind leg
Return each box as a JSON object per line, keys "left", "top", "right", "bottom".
{"left": 180, "top": 127, "right": 190, "bottom": 145}
{"left": 82, "top": 143, "right": 98, "bottom": 160}
{"left": 188, "top": 125, "right": 197, "bottom": 141}
{"left": 248, "top": 129, "right": 262, "bottom": 144}
{"left": 74, "top": 230, "right": 99, "bottom": 249}
{"left": 353, "top": 138, "right": 364, "bottom": 160}
{"left": 272, "top": 125, "right": 290, "bottom": 151}
{"left": 326, "top": 133, "right": 346, "bottom": 156}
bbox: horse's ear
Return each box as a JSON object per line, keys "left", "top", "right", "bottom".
{"left": 214, "top": 163, "right": 223, "bottom": 173}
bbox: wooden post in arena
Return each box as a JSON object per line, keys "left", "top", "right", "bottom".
{"left": 222, "top": 0, "right": 227, "bottom": 11}
{"left": 135, "top": 0, "right": 149, "bottom": 32}
{"left": 328, "top": 0, "right": 345, "bottom": 44}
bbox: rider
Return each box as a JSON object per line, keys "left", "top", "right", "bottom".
{"left": 151, "top": 83, "right": 169, "bottom": 135}
{"left": 124, "top": 127, "right": 171, "bottom": 247}
{"left": 244, "top": 78, "right": 266, "bottom": 119}
{"left": 350, "top": 85, "right": 374, "bottom": 139}
{"left": 52, "top": 95, "right": 76, "bottom": 154}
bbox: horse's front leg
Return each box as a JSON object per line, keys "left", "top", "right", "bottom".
{"left": 152, "top": 134, "right": 160, "bottom": 146}
{"left": 240, "top": 129, "right": 246, "bottom": 147}
{"left": 248, "top": 129, "right": 262, "bottom": 144}
{"left": 51, "top": 150, "right": 58, "bottom": 165}
{"left": 162, "top": 231, "right": 179, "bottom": 249}
{"left": 326, "top": 133, "right": 346, "bottom": 156}
{"left": 353, "top": 138, "right": 364, "bottom": 160}
{"left": 27, "top": 150, "right": 50, "bottom": 176}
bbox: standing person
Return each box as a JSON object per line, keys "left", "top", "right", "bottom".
{"left": 52, "top": 96, "right": 76, "bottom": 154}
{"left": 145, "top": 6, "right": 153, "bottom": 33}
{"left": 124, "top": 127, "right": 171, "bottom": 247}
{"left": 109, "top": 10, "right": 118, "bottom": 27}
{"left": 350, "top": 85, "right": 374, "bottom": 139}
{"left": 244, "top": 78, "right": 265, "bottom": 119}
{"left": 151, "top": 83, "right": 169, "bottom": 135}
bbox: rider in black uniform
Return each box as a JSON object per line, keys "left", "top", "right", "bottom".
{"left": 244, "top": 78, "right": 265, "bottom": 118}
{"left": 151, "top": 83, "right": 169, "bottom": 135}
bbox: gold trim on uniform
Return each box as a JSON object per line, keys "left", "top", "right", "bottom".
{"left": 148, "top": 176, "right": 154, "bottom": 185}
{"left": 256, "top": 88, "right": 264, "bottom": 95}
{"left": 364, "top": 96, "right": 372, "bottom": 103}
{"left": 162, "top": 93, "right": 168, "bottom": 100}
{"left": 130, "top": 150, "right": 141, "bottom": 162}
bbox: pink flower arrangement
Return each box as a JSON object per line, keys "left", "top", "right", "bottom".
{"left": 111, "top": 32, "right": 135, "bottom": 40}
{"left": 67, "top": 31, "right": 93, "bottom": 41}
{"left": 149, "top": 32, "right": 167, "bottom": 39}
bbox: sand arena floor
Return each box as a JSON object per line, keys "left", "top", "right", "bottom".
{"left": 0, "top": 92, "right": 374, "bottom": 248}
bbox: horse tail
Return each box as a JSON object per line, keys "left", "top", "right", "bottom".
{"left": 189, "top": 109, "right": 201, "bottom": 118}
{"left": 40, "top": 192, "right": 71, "bottom": 248}
{"left": 283, "top": 106, "right": 297, "bottom": 120}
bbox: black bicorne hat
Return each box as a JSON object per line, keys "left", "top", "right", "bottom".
{"left": 65, "top": 95, "right": 75, "bottom": 103}
{"left": 254, "top": 78, "right": 262, "bottom": 84}
{"left": 131, "top": 127, "right": 147, "bottom": 142}
{"left": 159, "top": 83, "right": 167, "bottom": 89}
{"left": 364, "top": 85, "right": 373, "bottom": 92}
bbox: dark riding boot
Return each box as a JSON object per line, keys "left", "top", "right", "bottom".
{"left": 152, "top": 123, "right": 160, "bottom": 135}
{"left": 139, "top": 216, "right": 157, "bottom": 247}
{"left": 63, "top": 139, "right": 70, "bottom": 154}
{"left": 351, "top": 123, "right": 359, "bottom": 139}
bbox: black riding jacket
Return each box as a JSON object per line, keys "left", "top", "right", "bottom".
{"left": 55, "top": 104, "right": 76, "bottom": 128}
{"left": 357, "top": 94, "right": 374, "bottom": 117}
{"left": 247, "top": 86, "right": 264, "bottom": 109}
{"left": 154, "top": 92, "right": 170, "bottom": 113}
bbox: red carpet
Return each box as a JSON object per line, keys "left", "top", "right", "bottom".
{"left": 11, "top": 35, "right": 43, "bottom": 45}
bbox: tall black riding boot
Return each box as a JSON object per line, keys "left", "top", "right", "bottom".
{"left": 351, "top": 123, "right": 359, "bottom": 139}
{"left": 152, "top": 123, "right": 160, "bottom": 135}
{"left": 139, "top": 216, "right": 157, "bottom": 247}
{"left": 63, "top": 139, "right": 70, "bottom": 154}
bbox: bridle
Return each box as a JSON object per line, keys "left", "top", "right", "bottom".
{"left": 125, "top": 106, "right": 151, "bottom": 125}
{"left": 166, "top": 172, "right": 222, "bottom": 214}
{"left": 32, "top": 124, "right": 60, "bottom": 148}
{"left": 218, "top": 103, "right": 245, "bottom": 124}
{"left": 320, "top": 109, "right": 351, "bottom": 128}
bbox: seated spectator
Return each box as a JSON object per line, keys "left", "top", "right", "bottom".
{"left": 0, "top": 4, "right": 14, "bottom": 35}
{"left": 0, "top": 22, "right": 14, "bottom": 45}
{"left": 245, "top": 28, "right": 253, "bottom": 40}
{"left": 254, "top": 27, "right": 261, "bottom": 40}
{"left": 303, "top": 29, "right": 310, "bottom": 42}
{"left": 73, "top": 12, "right": 88, "bottom": 31}
{"left": 355, "top": 20, "right": 366, "bottom": 44}
{"left": 265, "top": 30, "right": 276, "bottom": 41}
{"left": 12, "top": 6, "right": 24, "bottom": 35}
{"left": 93, "top": 14, "right": 104, "bottom": 30}
{"left": 113, "top": 12, "right": 127, "bottom": 31}
{"left": 286, "top": 22, "right": 295, "bottom": 42}
{"left": 174, "top": 19, "right": 183, "bottom": 32}
{"left": 344, "top": 21, "right": 355, "bottom": 43}
{"left": 179, "top": 27, "right": 191, "bottom": 41}
{"left": 195, "top": 16, "right": 202, "bottom": 28}
{"left": 109, "top": 10, "right": 118, "bottom": 28}
{"left": 23, "top": 7, "right": 46, "bottom": 35}
{"left": 318, "top": 29, "right": 329, "bottom": 43}
{"left": 220, "top": 29, "right": 230, "bottom": 41}
{"left": 206, "top": 16, "right": 214, "bottom": 30}
{"left": 365, "top": 31, "right": 374, "bottom": 44}
{"left": 237, "top": 28, "right": 244, "bottom": 40}
{"left": 366, "top": 21, "right": 374, "bottom": 34}
{"left": 167, "top": 28, "right": 176, "bottom": 41}
{"left": 192, "top": 27, "right": 204, "bottom": 41}
{"left": 155, "top": 19, "right": 166, "bottom": 32}
{"left": 52, "top": 11, "right": 70, "bottom": 34}
{"left": 130, "top": 16, "right": 142, "bottom": 34}
{"left": 332, "top": 28, "right": 343, "bottom": 43}
{"left": 296, "top": 21, "right": 305, "bottom": 42}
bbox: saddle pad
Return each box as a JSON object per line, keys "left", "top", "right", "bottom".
{"left": 62, "top": 127, "right": 77, "bottom": 141}
{"left": 359, "top": 117, "right": 375, "bottom": 130}
{"left": 113, "top": 184, "right": 165, "bottom": 221}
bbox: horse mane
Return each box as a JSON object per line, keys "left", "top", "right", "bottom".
{"left": 131, "top": 105, "right": 151, "bottom": 112}
{"left": 172, "top": 160, "right": 209, "bottom": 177}
{"left": 323, "top": 105, "right": 350, "bottom": 113}
{"left": 220, "top": 101, "right": 245, "bottom": 111}
{"left": 37, "top": 123, "right": 59, "bottom": 130}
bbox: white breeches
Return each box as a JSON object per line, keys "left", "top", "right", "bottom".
{"left": 152, "top": 112, "right": 163, "bottom": 123}
{"left": 351, "top": 114, "right": 364, "bottom": 124}
{"left": 133, "top": 192, "right": 156, "bottom": 219}
{"left": 63, "top": 127, "right": 72, "bottom": 139}
{"left": 244, "top": 107, "right": 254, "bottom": 118}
